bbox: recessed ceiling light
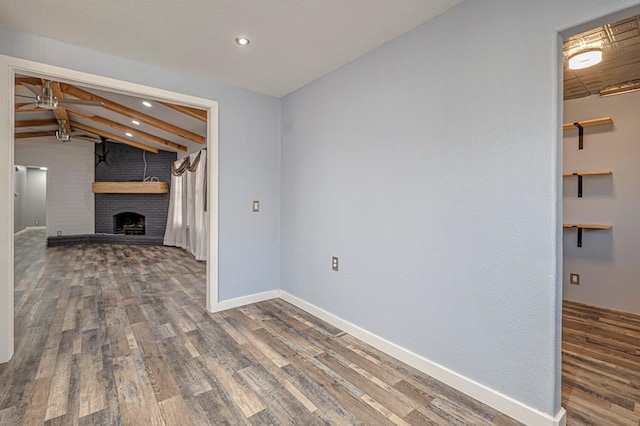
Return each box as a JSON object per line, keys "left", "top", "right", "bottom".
{"left": 568, "top": 49, "right": 602, "bottom": 70}
{"left": 235, "top": 37, "right": 250, "bottom": 46}
{"left": 142, "top": 101, "right": 152, "bottom": 107}
{"left": 39, "top": 167, "right": 47, "bottom": 171}
{"left": 131, "top": 120, "right": 140, "bottom": 125}
{"left": 125, "top": 132, "right": 133, "bottom": 137}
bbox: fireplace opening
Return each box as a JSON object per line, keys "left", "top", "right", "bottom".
{"left": 114, "top": 212, "right": 145, "bottom": 235}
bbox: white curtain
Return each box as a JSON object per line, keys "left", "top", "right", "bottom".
{"left": 164, "top": 150, "right": 207, "bottom": 261}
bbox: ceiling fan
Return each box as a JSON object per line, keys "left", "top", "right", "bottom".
{"left": 17, "top": 80, "right": 103, "bottom": 111}
{"left": 55, "top": 120, "right": 101, "bottom": 143}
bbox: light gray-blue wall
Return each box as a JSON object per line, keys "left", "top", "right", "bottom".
{"left": 281, "top": 0, "right": 640, "bottom": 416}
{"left": 0, "top": 27, "right": 281, "bottom": 300}
{"left": 563, "top": 91, "right": 640, "bottom": 314}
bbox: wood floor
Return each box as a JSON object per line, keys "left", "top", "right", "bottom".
{"left": 1, "top": 229, "right": 520, "bottom": 425}
{"left": 563, "top": 300, "right": 640, "bottom": 426}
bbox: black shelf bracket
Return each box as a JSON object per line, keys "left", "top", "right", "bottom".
{"left": 566, "top": 226, "right": 584, "bottom": 247}
{"left": 577, "top": 227, "right": 583, "bottom": 247}
{"left": 577, "top": 174, "right": 583, "bottom": 197}
{"left": 573, "top": 122, "right": 584, "bottom": 149}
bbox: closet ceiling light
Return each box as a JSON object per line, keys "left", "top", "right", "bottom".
{"left": 568, "top": 49, "right": 602, "bottom": 70}
{"left": 235, "top": 37, "right": 250, "bottom": 46}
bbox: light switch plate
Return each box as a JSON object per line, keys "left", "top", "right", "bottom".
{"left": 570, "top": 273, "right": 580, "bottom": 285}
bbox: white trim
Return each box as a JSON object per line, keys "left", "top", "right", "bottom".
{"left": 212, "top": 290, "right": 279, "bottom": 312}
{"left": 13, "top": 226, "right": 46, "bottom": 236}
{"left": 277, "top": 290, "right": 566, "bottom": 426}
{"left": 0, "top": 53, "right": 219, "bottom": 363}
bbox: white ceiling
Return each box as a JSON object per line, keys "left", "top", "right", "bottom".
{"left": 0, "top": 0, "right": 461, "bottom": 97}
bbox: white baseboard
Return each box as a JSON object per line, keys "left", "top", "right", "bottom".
{"left": 13, "top": 228, "right": 28, "bottom": 236}
{"left": 15, "top": 226, "right": 45, "bottom": 236}
{"left": 277, "top": 289, "right": 566, "bottom": 426}
{"left": 14, "top": 226, "right": 45, "bottom": 236}
{"left": 213, "top": 290, "right": 279, "bottom": 312}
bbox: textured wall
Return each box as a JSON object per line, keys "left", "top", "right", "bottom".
{"left": 14, "top": 138, "right": 94, "bottom": 237}
{"left": 94, "top": 142, "right": 175, "bottom": 237}
{"left": 280, "top": 0, "right": 640, "bottom": 417}
{"left": 563, "top": 91, "right": 640, "bottom": 314}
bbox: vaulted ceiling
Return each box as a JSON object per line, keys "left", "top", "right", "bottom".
{"left": 15, "top": 75, "right": 207, "bottom": 154}
{"left": 0, "top": 0, "right": 461, "bottom": 98}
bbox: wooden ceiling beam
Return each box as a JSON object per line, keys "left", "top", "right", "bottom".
{"left": 60, "top": 83, "right": 205, "bottom": 144}
{"left": 68, "top": 111, "right": 187, "bottom": 152}
{"left": 159, "top": 101, "right": 207, "bottom": 122}
{"left": 69, "top": 121, "right": 158, "bottom": 154}
{"left": 15, "top": 77, "right": 42, "bottom": 88}
{"left": 14, "top": 131, "right": 56, "bottom": 139}
{"left": 48, "top": 80, "right": 71, "bottom": 132}
{"left": 15, "top": 118, "right": 58, "bottom": 128}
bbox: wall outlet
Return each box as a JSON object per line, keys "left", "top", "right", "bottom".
{"left": 35, "top": 220, "right": 39, "bottom": 225}
{"left": 332, "top": 256, "right": 339, "bottom": 271}
{"left": 252, "top": 200, "right": 260, "bottom": 212}
{"left": 57, "top": 230, "right": 62, "bottom": 236}
{"left": 570, "top": 273, "right": 580, "bottom": 285}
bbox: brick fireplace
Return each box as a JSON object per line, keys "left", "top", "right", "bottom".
{"left": 94, "top": 142, "right": 176, "bottom": 240}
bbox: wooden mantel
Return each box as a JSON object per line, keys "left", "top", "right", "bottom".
{"left": 92, "top": 182, "right": 169, "bottom": 194}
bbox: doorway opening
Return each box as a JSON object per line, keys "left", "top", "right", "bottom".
{"left": 560, "top": 11, "right": 640, "bottom": 424}
{"left": 1, "top": 56, "right": 219, "bottom": 363}
{"left": 13, "top": 165, "right": 47, "bottom": 234}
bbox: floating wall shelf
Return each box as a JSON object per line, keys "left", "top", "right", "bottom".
{"left": 563, "top": 223, "right": 612, "bottom": 247}
{"left": 562, "top": 170, "right": 612, "bottom": 197}
{"left": 92, "top": 182, "right": 169, "bottom": 194}
{"left": 562, "top": 117, "right": 613, "bottom": 149}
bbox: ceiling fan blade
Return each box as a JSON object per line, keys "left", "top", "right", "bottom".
{"left": 17, "top": 103, "right": 39, "bottom": 110}
{"left": 74, "top": 134, "right": 102, "bottom": 143}
{"left": 59, "top": 99, "right": 104, "bottom": 107}
{"left": 21, "top": 82, "right": 46, "bottom": 97}
{"left": 63, "top": 104, "right": 95, "bottom": 116}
